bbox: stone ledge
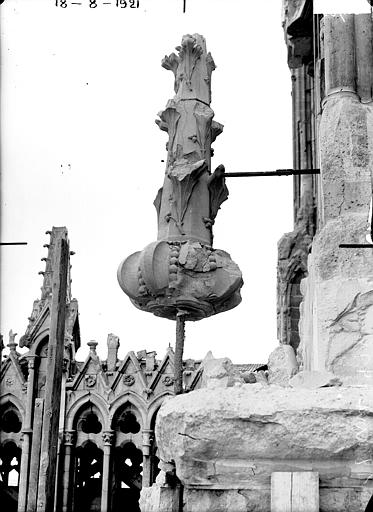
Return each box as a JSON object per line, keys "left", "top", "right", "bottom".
{"left": 156, "top": 385, "right": 373, "bottom": 487}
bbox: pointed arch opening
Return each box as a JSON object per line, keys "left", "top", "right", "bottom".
{"left": 0, "top": 440, "right": 22, "bottom": 511}
{"left": 74, "top": 440, "right": 103, "bottom": 512}
{"left": 111, "top": 401, "right": 142, "bottom": 440}
{"left": 149, "top": 408, "right": 161, "bottom": 485}
{"left": 0, "top": 406, "right": 22, "bottom": 434}
{"left": 110, "top": 402, "right": 143, "bottom": 512}
{"left": 111, "top": 441, "right": 142, "bottom": 512}
{"left": 73, "top": 400, "right": 104, "bottom": 438}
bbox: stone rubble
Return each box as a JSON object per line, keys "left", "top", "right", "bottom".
{"left": 289, "top": 370, "right": 342, "bottom": 389}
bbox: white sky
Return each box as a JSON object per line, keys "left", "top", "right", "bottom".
{"left": 314, "top": 0, "right": 371, "bottom": 14}
{"left": 1, "top": 0, "right": 294, "bottom": 364}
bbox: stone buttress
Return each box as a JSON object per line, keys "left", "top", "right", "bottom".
{"left": 299, "top": 13, "right": 373, "bottom": 385}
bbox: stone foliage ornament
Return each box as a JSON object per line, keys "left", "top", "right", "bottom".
{"left": 117, "top": 34, "right": 243, "bottom": 324}
{"left": 162, "top": 376, "right": 174, "bottom": 387}
{"left": 123, "top": 374, "right": 135, "bottom": 386}
{"left": 5, "top": 377, "right": 14, "bottom": 388}
{"left": 84, "top": 375, "right": 97, "bottom": 387}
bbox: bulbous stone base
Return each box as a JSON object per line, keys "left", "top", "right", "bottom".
{"left": 118, "top": 240, "right": 243, "bottom": 321}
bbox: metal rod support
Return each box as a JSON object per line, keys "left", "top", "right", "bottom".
{"left": 339, "top": 244, "right": 373, "bottom": 248}
{"left": 0, "top": 242, "right": 28, "bottom": 245}
{"left": 174, "top": 312, "right": 186, "bottom": 395}
{"left": 224, "top": 169, "right": 320, "bottom": 178}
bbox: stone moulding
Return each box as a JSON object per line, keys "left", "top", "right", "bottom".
{"left": 118, "top": 34, "right": 243, "bottom": 321}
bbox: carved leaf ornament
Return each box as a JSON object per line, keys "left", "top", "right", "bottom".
{"left": 176, "top": 36, "right": 203, "bottom": 91}
{"left": 168, "top": 159, "right": 207, "bottom": 234}
{"left": 207, "top": 164, "right": 229, "bottom": 221}
{"left": 194, "top": 103, "right": 214, "bottom": 157}
{"left": 156, "top": 101, "right": 181, "bottom": 164}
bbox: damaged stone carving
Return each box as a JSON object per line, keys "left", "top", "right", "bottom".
{"left": 117, "top": 34, "right": 243, "bottom": 322}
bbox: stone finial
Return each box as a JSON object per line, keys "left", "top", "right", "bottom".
{"left": 106, "top": 333, "right": 119, "bottom": 372}
{"left": 87, "top": 341, "right": 98, "bottom": 356}
{"left": 118, "top": 34, "right": 242, "bottom": 322}
{"left": 8, "top": 330, "right": 18, "bottom": 352}
{"left": 162, "top": 34, "right": 215, "bottom": 104}
{"left": 146, "top": 351, "right": 157, "bottom": 371}
{"left": 137, "top": 349, "right": 147, "bottom": 359}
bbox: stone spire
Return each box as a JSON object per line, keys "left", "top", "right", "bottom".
{"left": 20, "top": 227, "right": 74, "bottom": 349}
{"left": 41, "top": 228, "right": 72, "bottom": 302}
{"left": 118, "top": 34, "right": 243, "bottom": 322}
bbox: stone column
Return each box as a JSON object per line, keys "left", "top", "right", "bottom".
{"left": 141, "top": 429, "right": 154, "bottom": 487}
{"left": 0, "top": 334, "right": 3, "bottom": 368}
{"left": 55, "top": 367, "right": 68, "bottom": 509}
{"left": 18, "top": 432, "right": 31, "bottom": 512}
{"left": 299, "top": 14, "right": 373, "bottom": 384}
{"left": 17, "top": 355, "right": 38, "bottom": 512}
{"left": 27, "top": 398, "right": 45, "bottom": 511}
{"left": 61, "top": 431, "right": 76, "bottom": 512}
{"left": 101, "top": 430, "right": 114, "bottom": 512}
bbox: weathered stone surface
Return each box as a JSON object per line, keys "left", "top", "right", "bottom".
{"left": 184, "top": 488, "right": 252, "bottom": 512}
{"left": 320, "top": 97, "right": 372, "bottom": 222}
{"left": 140, "top": 486, "right": 268, "bottom": 512}
{"left": 200, "top": 355, "right": 242, "bottom": 389}
{"left": 299, "top": 215, "right": 373, "bottom": 385}
{"left": 267, "top": 345, "right": 298, "bottom": 386}
{"left": 289, "top": 370, "right": 342, "bottom": 389}
{"left": 254, "top": 370, "right": 269, "bottom": 385}
{"left": 154, "top": 385, "right": 373, "bottom": 511}
{"left": 242, "top": 371, "right": 257, "bottom": 383}
{"left": 139, "top": 482, "right": 180, "bottom": 512}
{"left": 297, "top": 15, "right": 373, "bottom": 385}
